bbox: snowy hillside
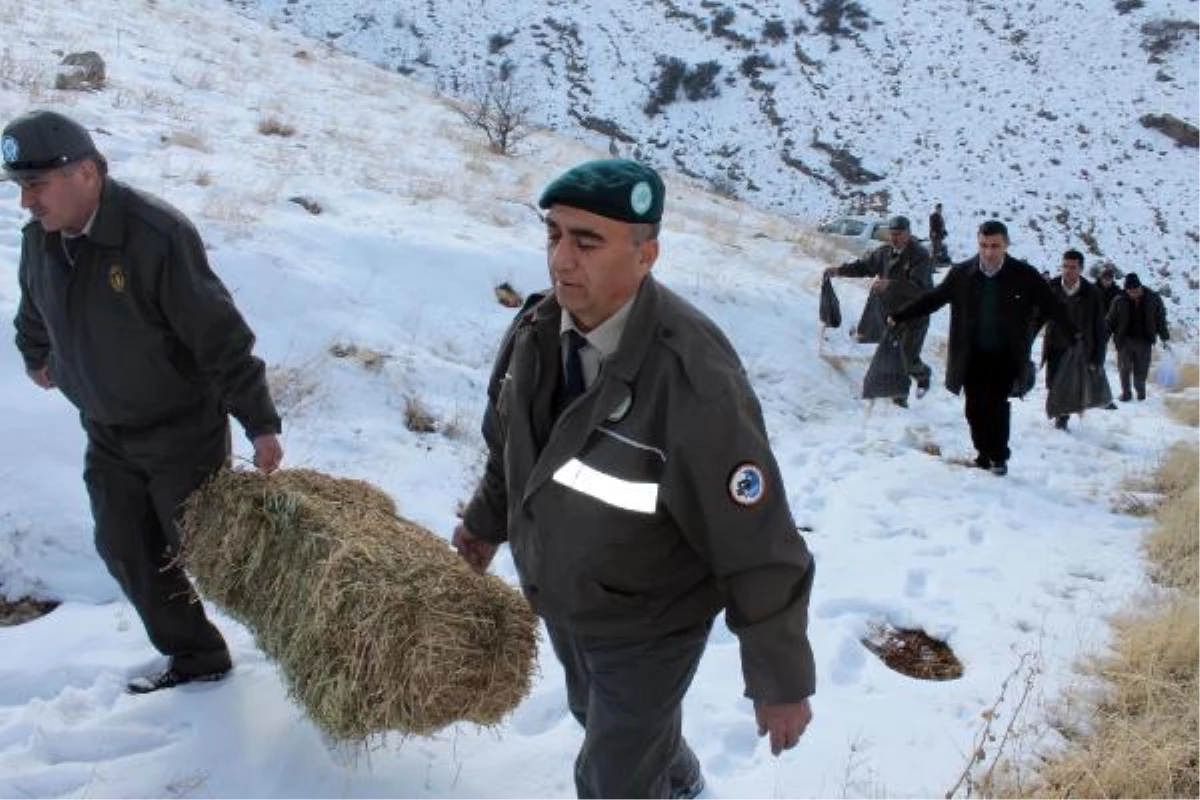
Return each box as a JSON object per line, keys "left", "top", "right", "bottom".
{"left": 0, "top": 0, "right": 1196, "bottom": 798}
{"left": 231, "top": 0, "right": 1200, "bottom": 339}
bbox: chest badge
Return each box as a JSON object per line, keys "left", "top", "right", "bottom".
{"left": 108, "top": 264, "right": 126, "bottom": 293}
{"left": 728, "top": 463, "right": 766, "bottom": 507}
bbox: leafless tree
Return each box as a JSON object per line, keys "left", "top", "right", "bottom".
{"left": 457, "top": 69, "right": 533, "bottom": 155}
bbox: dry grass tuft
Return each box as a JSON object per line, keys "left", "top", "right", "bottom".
{"left": 1174, "top": 361, "right": 1199, "bottom": 389}
{"left": 258, "top": 116, "right": 296, "bottom": 137}
{"left": 1163, "top": 393, "right": 1199, "bottom": 427}
{"left": 329, "top": 342, "right": 389, "bottom": 372}
{"left": 404, "top": 396, "right": 438, "bottom": 434}
{"left": 180, "top": 468, "right": 538, "bottom": 741}
{"left": 992, "top": 445, "right": 1199, "bottom": 798}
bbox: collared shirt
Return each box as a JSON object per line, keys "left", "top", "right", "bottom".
{"left": 60, "top": 208, "right": 98, "bottom": 267}
{"left": 559, "top": 297, "right": 636, "bottom": 389}
{"left": 979, "top": 258, "right": 1004, "bottom": 278}
{"left": 1062, "top": 278, "right": 1081, "bottom": 296}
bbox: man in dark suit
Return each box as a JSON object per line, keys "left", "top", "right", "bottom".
{"left": 889, "top": 220, "right": 1076, "bottom": 476}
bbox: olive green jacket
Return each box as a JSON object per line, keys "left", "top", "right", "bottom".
{"left": 463, "top": 276, "right": 816, "bottom": 703}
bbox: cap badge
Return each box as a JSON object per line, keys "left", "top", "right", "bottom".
{"left": 108, "top": 264, "right": 126, "bottom": 293}
{"left": 728, "top": 463, "right": 766, "bottom": 506}
{"left": 630, "top": 181, "right": 653, "bottom": 216}
{"left": 1, "top": 135, "right": 19, "bottom": 164}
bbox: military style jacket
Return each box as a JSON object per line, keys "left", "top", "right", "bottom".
{"left": 834, "top": 238, "right": 933, "bottom": 316}
{"left": 14, "top": 178, "right": 279, "bottom": 438}
{"left": 462, "top": 276, "right": 816, "bottom": 703}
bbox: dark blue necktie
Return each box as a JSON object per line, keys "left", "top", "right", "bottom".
{"left": 558, "top": 330, "right": 588, "bottom": 413}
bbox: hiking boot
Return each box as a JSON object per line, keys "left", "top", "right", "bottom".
{"left": 1104, "top": 401, "right": 1118, "bottom": 410}
{"left": 990, "top": 461, "right": 1008, "bottom": 477}
{"left": 973, "top": 454, "right": 990, "bottom": 470}
{"left": 1137, "top": 391, "right": 1146, "bottom": 401}
{"left": 1054, "top": 416, "right": 1069, "bottom": 431}
{"left": 670, "top": 773, "right": 706, "bottom": 800}
{"left": 1119, "top": 392, "right": 1132, "bottom": 402}
{"left": 892, "top": 397, "right": 909, "bottom": 408}
{"left": 915, "top": 376, "right": 931, "bottom": 399}
{"left": 127, "top": 666, "right": 230, "bottom": 695}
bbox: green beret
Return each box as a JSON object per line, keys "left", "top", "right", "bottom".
{"left": 538, "top": 159, "right": 665, "bottom": 224}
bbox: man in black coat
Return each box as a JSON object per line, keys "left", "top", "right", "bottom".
{"left": 1040, "top": 250, "right": 1107, "bottom": 430}
{"left": 889, "top": 220, "right": 1076, "bottom": 476}
{"left": 1106, "top": 273, "right": 1171, "bottom": 401}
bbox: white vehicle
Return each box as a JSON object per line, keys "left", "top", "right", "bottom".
{"left": 816, "top": 216, "right": 892, "bottom": 257}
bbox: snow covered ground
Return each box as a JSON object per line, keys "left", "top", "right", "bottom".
{"left": 0, "top": 1, "right": 1195, "bottom": 797}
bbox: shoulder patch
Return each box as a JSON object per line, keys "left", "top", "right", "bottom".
{"left": 728, "top": 462, "right": 766, "bottom": 507}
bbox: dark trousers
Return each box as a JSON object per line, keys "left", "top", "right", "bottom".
{"left": 546, "top": 621, "right": 710, "bottom": 799}
{"left": 963, "top": 349, "right": 1018, "bottom": 464}
{"left": 1117, "top": 339, "right": 1153, "bottom": 399}
{"left": 899, "top": 317, "right": 932, "bottom": 390}
{"left": 83, "top": 400, "right": 231, "bottom": 675}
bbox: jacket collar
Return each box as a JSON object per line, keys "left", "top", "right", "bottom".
{"left": 86, "top": 178, "right": 126, "bottom": 249}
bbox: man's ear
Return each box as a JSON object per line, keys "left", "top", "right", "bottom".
{"left": 637, "top": 238, "right": 660, "bottom": 273}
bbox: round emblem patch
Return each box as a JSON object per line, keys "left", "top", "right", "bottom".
{"left": 728, "top": 463, "right": 766, "bottom": 506}
{"left": 630, "top": 181, "right": 653, "bottom": 216}
{"left": 1, "top": 135, "right": 19, "bottom": 165}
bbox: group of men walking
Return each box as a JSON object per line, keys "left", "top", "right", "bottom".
{"left": 826, "top": 211, "right": 1173, "bottom": 475}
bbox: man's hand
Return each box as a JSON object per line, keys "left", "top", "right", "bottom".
{"left": 755, "top": 699, "right": 813, "bottom": 756}
{"left": 252, "top": 433, "right": 283, "bottom": 474}
{"left": 26, "top": 366, "right": 55, "bottom": 390}
{"left": 885, "top": 315, "right": 897, "bottom": 328}
{"left": 452, "top": 523, "right": 499, "bottom": 574}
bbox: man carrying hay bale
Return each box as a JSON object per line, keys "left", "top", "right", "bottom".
{"left": 4, "top": 109, "right": 283, "bottom": 694}
{"left": 453, "top": 159, "right": 816, "bottom": 798}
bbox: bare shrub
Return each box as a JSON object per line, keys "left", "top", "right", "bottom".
{"left": 404, "top": 396, "right": 438, "bottom": 434}
{"left": 456, "top": 69, "right": 532, "bottom": 155}
{"left": 258, "top": 116, "right": 296, "bottom": 137}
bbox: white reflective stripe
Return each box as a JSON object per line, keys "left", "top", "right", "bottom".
{"left": 552, "top": 458, "right": 659, "bottom": 514}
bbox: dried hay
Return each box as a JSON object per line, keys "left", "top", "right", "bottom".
{"left": 180, "top": 468, "right": 538, "bottom": 742}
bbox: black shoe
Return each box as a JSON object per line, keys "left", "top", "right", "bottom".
{"left": 1137, "top": 392, "right": 1146, "bottom": 401}
{"left": 990, "top": 461, "right": 1008, "bottom": 476}
{"left": 1054, "top": 416, "right": 1069, "bottom": 431}
{"left": 1104, "top": 401, "right": 1118, "bottom": 410}
{"left": 916, "top": 376, "right": 931, "bottom": 399}
{"left": 670, "top": 773, "right": 706, "bottom": 800}
{"left": 892, "top": 397, "right": 909, "bottom": 408}
{"left": 973, "top": 454, "right": 990, "bottom": 470}
{"left": 1119, "top": 393, "right": 1132, "bottom": 402}
{"left": 127, "top": 666, "right": 230, "bottom": 695}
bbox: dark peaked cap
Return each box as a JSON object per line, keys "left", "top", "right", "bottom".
{"left": 538, "top": 159, "right": 665, "bottom": 224}
{"left": 2, "top": 109, "right": 98, "bottom": 179}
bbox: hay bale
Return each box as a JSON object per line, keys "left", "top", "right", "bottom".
{"left": 180, "top": 468, "right": 538, "bottom": 742}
